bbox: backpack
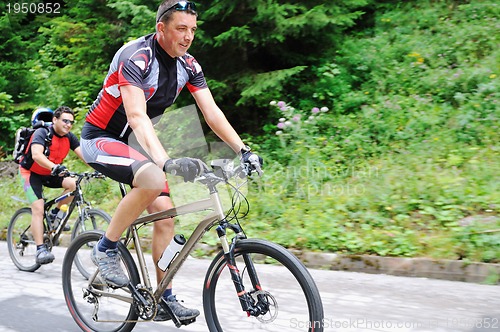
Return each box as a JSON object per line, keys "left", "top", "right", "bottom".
{"left": 13, "top": 108, "right": 54, "bottom": 164}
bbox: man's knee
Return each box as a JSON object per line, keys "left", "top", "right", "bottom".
{"left": 31, "top": 199, "right": 45, "bottom": 215}
{"left": 133, "top": 163, "right": 166, "bottom": 191}
{"left": 63, "top": 178, "right": 77, "bottom": 191}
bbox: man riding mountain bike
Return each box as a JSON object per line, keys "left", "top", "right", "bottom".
{"left": 79, "top": 0, "right": 263, "bottom": 324}
{"left": 19, "top": 106, "right": 85, "bottom": 265}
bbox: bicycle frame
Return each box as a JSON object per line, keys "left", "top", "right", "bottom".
{"left": 131, "top": 193, "right": 228, "bottom": 298}
{"left": 89, "top": 171, "right": 257, "bottom": 327}
{"left": 43, "top": 174, "right": 89, "bottom": 243}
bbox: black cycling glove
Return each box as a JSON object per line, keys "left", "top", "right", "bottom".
{"left": 51, "top": 164, "right": 68, "bottom": 177}
{"left": 164, "top": 157, "right": 206, "bottom": 182}
{"left": 240, "top": 145, "right": 263, "bottom": 175}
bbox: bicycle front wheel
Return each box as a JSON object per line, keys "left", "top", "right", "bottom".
{"left": 71, "top": 209, "right": 111, "bottom": 279}
{"left": 7, "top": 208, "right": 41, "bottom": 272}
{"left": 62, "top": 230, "right": 140, "bottom": 332}
{"left": 203, "top": 238, "right": 324, "bottom": 332}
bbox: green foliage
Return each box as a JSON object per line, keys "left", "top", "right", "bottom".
{"left": 241, "top": 0, "right": 499, "bottom": 262}
{"left": 238, "top": 66, "right": 307, "bottom": 105}
{"left": 0, "top": 93, "right": 17, "bottom": 157}
{"left": 0, "top": 4, "right": 40, "bottom": 101}
{"left": 1, "top": 0, "right": 372, "bottom": 151}
{"left": 107, "top": 0, "right": 156, "bottom": 39}
{"left": 189, "top": 0, "right": 371, "bottom": 130}
{"left": 33, "top": 3, "right": 125, "bottom": 107}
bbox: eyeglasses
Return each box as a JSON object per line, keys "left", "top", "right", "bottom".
{"left": 61, "top": 119, "right": 75, "bottom": 125}
{"left": 157, "top": 1, "right": 197, "bottom": 22}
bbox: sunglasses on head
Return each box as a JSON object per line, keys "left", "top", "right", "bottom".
{"left": 61, "top": 119, "right": 75, "bottom": 125}
{"left": 157, "top": 1, "right": 197, "bottom": 22}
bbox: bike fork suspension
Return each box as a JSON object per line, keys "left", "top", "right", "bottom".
{"left": 217, "top": 224, "right": 264, "bottom": 317}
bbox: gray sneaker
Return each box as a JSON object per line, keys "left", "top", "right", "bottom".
{"left": 36, "top": 244, "right": 55, "bottom": 265}
{"left": 91, "top": 245, "right": 129, "bottom": 288}
{"left": 154, "top": 295, "right": 200, "bottom": 322}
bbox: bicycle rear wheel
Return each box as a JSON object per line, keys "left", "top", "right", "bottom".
{"left": 7, "top": 208, "right": 41, "bottom": 272}
{"left": 203, "top": 238, "right": 324, "bottom": 332}
{"left": 62, "top": 230, "right": 140, "bottom": 332}
{"left": 71, "top": 209, "right": 111, "bottom": 279}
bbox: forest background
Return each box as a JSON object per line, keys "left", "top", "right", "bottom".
{"left": 0, "top": 0, "right": 498, "bottom": 264}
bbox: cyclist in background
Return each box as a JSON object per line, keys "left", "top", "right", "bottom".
{"left": 80, "top": 0, "right": 262, "bottom": 323}
{"left": 19, "top": 106, "right": 84, "bottom": 265}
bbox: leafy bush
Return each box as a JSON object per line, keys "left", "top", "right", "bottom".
{"left": 241, "top": 1, "right": 499, "bottom": 262}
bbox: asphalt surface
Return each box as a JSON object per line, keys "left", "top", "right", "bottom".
{"left": 0, "top": 240, "right": 498, "bottom": 332}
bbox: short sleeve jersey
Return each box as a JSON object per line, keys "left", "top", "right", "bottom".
{"left": 21, "top": 126, "right": 80, "bottom": 176}
{"left": 85, "top": 33, "right": 207, "bottom": 139}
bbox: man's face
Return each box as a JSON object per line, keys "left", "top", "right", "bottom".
{"left": 53, "top": 113, "right": 74, "bottom": 136}
{"left": 157, "top": 11, "right": 197, "bottom": 58}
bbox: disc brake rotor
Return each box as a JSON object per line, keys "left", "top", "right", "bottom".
{"left": 251, "top": 290, "right": 278, "bottom": 323}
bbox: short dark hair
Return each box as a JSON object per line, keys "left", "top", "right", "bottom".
{"left": 54, "top": 106, "right": 74, "bottom": 118}
{"left": 156, "top": 0, "right": 197, "bottom": 24}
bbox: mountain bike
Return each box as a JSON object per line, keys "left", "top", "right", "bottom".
{"left": 7, "top": 170, "right": 111, "bottom": 273}
{"left": 62, "top": 159, "right": 324, "bottom": 332}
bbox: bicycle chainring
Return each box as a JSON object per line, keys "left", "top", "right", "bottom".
{"left": 133, "top": 287, "right": 156, "bottom": 320}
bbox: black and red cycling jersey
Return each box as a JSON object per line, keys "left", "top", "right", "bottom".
{"left": 20, "top": 126, "right": 80, "bottom": 176}
{"left": 85, "top": 33, "right": 207, "bottom": 140}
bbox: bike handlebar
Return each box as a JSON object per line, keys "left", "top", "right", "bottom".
{"left": 164, "top": 158, "right": 261, "bottom": 186}
{"left": 61, "top": 170, "right": 107, "bottom": 180}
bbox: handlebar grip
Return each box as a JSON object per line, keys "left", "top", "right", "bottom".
{"left": 61, "top": 170, "right": 71, "bottom": 177}
{"left": 93, "top": 171, "right": 106, "bottom": 179}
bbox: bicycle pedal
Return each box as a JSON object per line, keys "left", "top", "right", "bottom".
{"left": 179, "top": 317, "right": 196, "bottom": 326}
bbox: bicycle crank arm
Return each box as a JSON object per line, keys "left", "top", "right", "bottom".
{"left": 158, "top": 298, "right": 182, "bottom": 327}
{"left": 128, "top": 284, "right": 150, "bottom": 307}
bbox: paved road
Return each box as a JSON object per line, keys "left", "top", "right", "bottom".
{"left": 0, "top": 240, "right": 498, "bottom": 332}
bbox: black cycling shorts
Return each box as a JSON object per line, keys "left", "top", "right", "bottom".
{"left": 80, "top": 123, "right": 170, "bottom": 195}
{"left": 19, "top": 167, "right": 65, "bottom": 203}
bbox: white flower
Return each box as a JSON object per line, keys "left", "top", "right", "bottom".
{"left": 308, "top": 115, "right": 315, "bottom": 120}
{"left": 320, "top": 107, "right": 329, "bottom": 112}
{"left": 270, "top": 101, "right": 277, "bottom": 106}
{"left": 279, "top": 118, "right": 286, "bottom": 122}
{"left": 276, "top": 130, "right": 283, "bottom": 135}
{"left": 285, "top": 121, "right": 292, "bottom": 126}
